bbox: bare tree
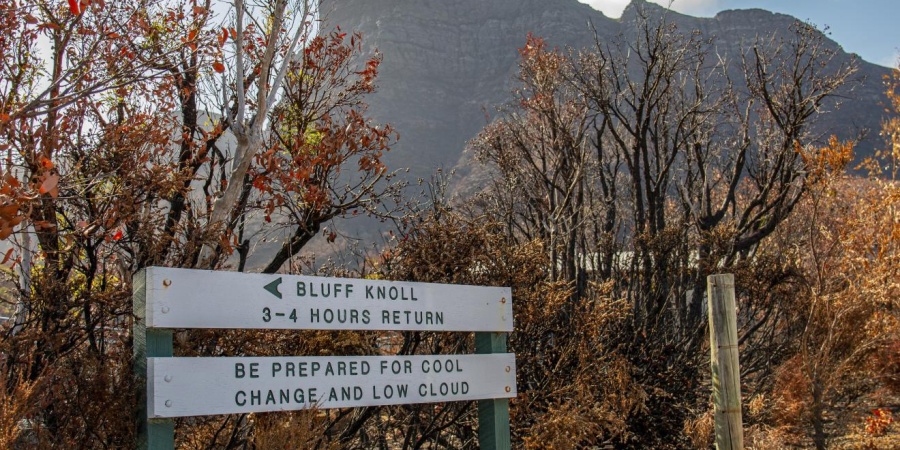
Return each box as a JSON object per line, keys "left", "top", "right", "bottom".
{"left": 471, "top": 35, "right": 593, "bottom": 300}
{"left": 470, "top": 8, "right": 857, "bottom": 444}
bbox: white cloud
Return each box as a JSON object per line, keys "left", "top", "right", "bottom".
{"left": 579, "top": 0, "right": 722, "bottom": 18}
{"left": 579, "top": 0, "right": 630, "bottom": 17}
{"left": 665, "top": 0, "right": 723, "bottom": 15}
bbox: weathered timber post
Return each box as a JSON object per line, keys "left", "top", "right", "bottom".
{"left": 707, "top": 274, "right": 743, "bottom": 450}
{"left": 133, "top": 269, "right": 175, "bottom": 449}
{"left": 476, "top": 332, "right": 511, "bottom": 450}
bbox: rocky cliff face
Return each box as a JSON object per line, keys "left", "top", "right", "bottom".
{"left": 322, "top": 0, "right": 887, "bottom": 186}
{"left": 322, "top": 0, "right": 613, "bottom": 177}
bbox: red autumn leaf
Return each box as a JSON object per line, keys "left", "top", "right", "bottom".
{"left": 112, "top": 229, "right": 123, "bottom": 241}
{"left": 0, "top": 226, "right": 11, "bottom": 240}
{"left": 67, "top": 0, "right": 80, "bottom": 15}
{"left": 218, "top": 234, "right": 232, "bottom": 253}
{"left": 218, "top": 28, "right": 228, "bottom": 47}
{"left": 80, "top": 0, "right": 91, "bottom": 11}
{"left": 252, "top": 176, "right": 267, "bottom": 191}
{"left": 39, "top": 157, "right": 54, "bottom": 169}
{"left": 229, "top": 27, "right": 237, "bottom": 40}
{"left": 0, "top": 204, "right": 17, "bottom": 218}
{"left": 193, "top": 6, "right": 206, "bottom": 15}
{"left": 24, "top": 14, "right": 38, "bottom": 24}
{"left": 1, "top": 248, "right": 14, "bottom": 264}
{"left": 212, "top": 61, "right": 225, "bottom": 73}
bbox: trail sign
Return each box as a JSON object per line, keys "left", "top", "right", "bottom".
{"left": 139, "top": 267, "right": 512, "bottom": 332}
{"left": 134, "top": 267, "right": 516, "bottom": 450}
{"left": 148, "top": 354, "right": 516, "bottom": 418}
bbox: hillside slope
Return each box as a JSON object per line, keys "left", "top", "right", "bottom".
{"left": 322, "top": 0, "right": 889, "bottom": 188}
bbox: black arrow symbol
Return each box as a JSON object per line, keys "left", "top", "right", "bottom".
{"left": 264, "top": 277, "right": 283, "bottom": 299}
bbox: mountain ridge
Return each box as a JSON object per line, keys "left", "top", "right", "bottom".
{"left": 324, "top": 0, "right": 886, "bottom": 174}
{"left": 310, "top": 0, "right": 890, "bottom": 254}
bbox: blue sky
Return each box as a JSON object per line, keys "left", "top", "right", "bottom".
{"left": 581, "top": 0, "right": 900, "bottom": 67}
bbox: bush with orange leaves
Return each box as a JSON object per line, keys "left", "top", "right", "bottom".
{"left": 752, "top": 131, "right": 900, "bottom": 448}
{"left": 865, "top": 408, "right": 894, "bottom": 437}
{"left": 362, "top": 210, "right": 643, "bottom": 449}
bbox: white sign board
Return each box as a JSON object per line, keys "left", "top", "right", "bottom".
{"left": 141, "top": 267, "right": 512, "bottom": 331}
{"left": 148, "top": 354, "right": 517, "bottom": 418}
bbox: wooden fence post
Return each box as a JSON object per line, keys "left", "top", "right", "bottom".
{"left": 133, "top": 269, "right": 175, "bottom": 450}
{"left": 475, "top": 332, "right": 511, "bottom": 450}
{"left": 707, "top": 273, "right": 743, "bottom": 450}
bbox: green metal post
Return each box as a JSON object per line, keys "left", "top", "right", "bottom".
{"left": 475, "top": 332, "right": 511, "bottom": 450}
{"left": 133, "top": 268, "right": 175, "bottom": 450}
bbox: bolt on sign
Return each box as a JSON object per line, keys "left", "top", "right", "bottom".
{"left": 134, "top": 267, "right": 517, "bottom": 450}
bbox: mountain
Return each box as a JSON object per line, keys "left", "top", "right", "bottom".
{"left": 321, "top": 0, "right": 608, "bottom": 179}
{"left": 321, "top": 0, "right": 890, "bottom": 188}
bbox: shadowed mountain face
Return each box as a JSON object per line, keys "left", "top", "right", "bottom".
{"left": 322, "top": 0, "right": 610, "bottom": 181}
{"left": 321, "top": 0, "right": 889, "bottom": 191}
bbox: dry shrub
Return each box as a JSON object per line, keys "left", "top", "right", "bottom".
{"left": 682, "top": 408, "right": 714, "bottom": 449}
{"left": 177, "top": 415, "right": 251, "bottom": 450}
{"left": 0, "top": 369, "right": 44, "bottom": 449}
{"left": 177, "top": 410, "right": 339, "bottom": 450}
{"left": 767, "top": 355, "right": 811, "bottom": 444}
{"left": 754, "top": 170, "right": 900, "bottom": 447}
{"left": 520, "top": 350, "right": 643, "bottom": 449}
{"left": 522, "top": 396, "right": 603, "bottom": 450}
{"left": 513, "top": 280, "right": 641, "bottom": 445}
{"left": 0, "top": 313, "right": 136, "bottom": 449}
{"left": 387, "top": 211, "right": 644, "bottom": 447}
{"left": 744, "top": 424, "right": 796, "bottom": 450}
{"left": 864, "top": 409, "right": 894, "bottom": 437}
{"left": 871, "top": 334, "right": 900, "bottom": 396}
{"left": 251, "top": 411, "right": 341, "bottom": 450}
{"left": 44, "top": 351, "right": 136, "bottom": 447}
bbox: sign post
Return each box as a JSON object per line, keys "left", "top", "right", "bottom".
{"left": 133, "top": 267, "right": 515, "bottom": 449}
{"left": 476, "top": 332, "right": 511, "bottom": 449}
{"left": 133, "top": 270, "right": 174, "bottom": 450}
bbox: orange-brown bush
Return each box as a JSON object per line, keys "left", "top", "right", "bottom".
{"left": 750, "top": 136, "right": 900, "bottom": 448}
{"left": 378, "top": 211, "right": 645, "bottom": 448}
{"left": 0, "top": 328, "right": 137, "bottom": 448}
{"left": 0, "top": 367, "right": 44, "bottom": 448}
